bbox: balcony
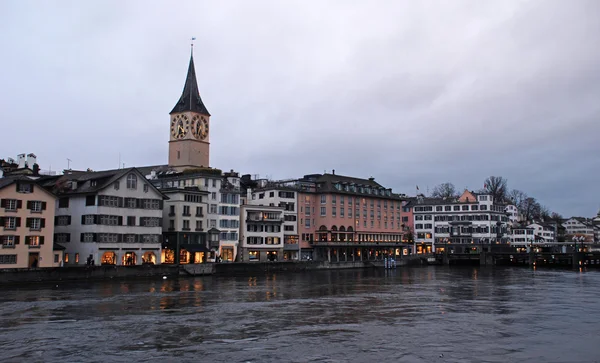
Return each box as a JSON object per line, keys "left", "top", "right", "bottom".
{"left": 196, "top": 213, "right": 204, "bottom": 217}
{"left": 182, "top": 213, "right": 191, "bottom": 217}
{"left": 209, "top": 240, "right": 220, "bottom": 248}
{"left": 195, "top": 228, "right": 204, "bottom": 232}
{"left": 246, "top": 217, "right": 284, "bottom": 223}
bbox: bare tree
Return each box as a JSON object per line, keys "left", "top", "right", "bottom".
{"left": 539, "top": 205, "right": 551, "bottom": 221}
{"left": 521, "top": 197, "right": 542, "bottom": 222}
{"left": 484, "top": 176, "right": 509, "bottom": 202}
{"left": 430, "top": 182, "right": 458, "bottom": 199}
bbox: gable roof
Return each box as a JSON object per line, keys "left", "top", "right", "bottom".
{"left": 37, "top": 168, "right": 167, "bottom": 199}
{"left": 0, "top": 175, "right": 56, "bottom": 197}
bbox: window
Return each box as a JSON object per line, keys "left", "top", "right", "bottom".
{"left": 114, "top": 181, "right": 120, "bottom": 190}
{"left": 183, "top": 205, "right": 191, "bottom": 216}
{"left": 58, "top": 197, "right": 69, "bottom": 208}
{"left": 4, "top": 217, "right": 19, "bottom": 230}
{"left": 2, "top": 199, "right": 18, "bottom": 211}
{"left": 54, "top": 233, "right": 70, "bottom": 243}
{"left": 196, "top": 206, "right": 203, "bottom": 216}
{"left": 1, "top": 236, "right": 17, "bottom": 247}
{"left": 86, "top": 195, "right": 96, "bottom": 206}
{"left": 332, "top": 207, "right": 337, "bottom": 217}
{"left": 183, "top": 220, "right": 190, "bottom": 230}
{"left": 75, "top": 253, "right": 79, "bottom": 263}
{"left": 320, "top": 195, "right": 326, "bottom": 204}
{"left": 305, "top": 219, "right": 310, "bottom": 228}
{"left": 211, "top": 192, "right": 217, "bottom": 200}
{"left": 127, "top": 216, "right": 136, "bottom": 226}
{"left": 0, "top": 255, "right": 17, "bottom": 264}
{"left": 127, "top": 174, "right": 137, "bottom": 189}
{"left": 17, "top": 183, "right": 33, "bottom": 193}
{"left": 320, "top": 207, "right": 326, "bottom": 216}
{"left": 27, "top": 236, "right": 42, "bottom": 246}
{"left": 143, "top": 184, "right": 149, "bottom": 193}
{"left": 27, "top": 218, "right": 43, "bottom": 230}
{"left": 28, "top": 201, "right": 44, "bottom": 212}
{"left": 196, "top": 220, "right": 203, "bottom": 231}
{"left": 55, "top": 216, "right": 71, "bottom": 227}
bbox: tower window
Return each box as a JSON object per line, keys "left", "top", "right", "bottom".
{"left": 177, "top": 151, "right": 180, "bottom": 159}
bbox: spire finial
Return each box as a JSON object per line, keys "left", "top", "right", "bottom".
{"left": 191, "top": 37, "right": 196, "bottom": 55}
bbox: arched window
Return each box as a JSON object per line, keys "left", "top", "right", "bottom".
{"left": 127, "top": 174, "right": 137, "bottom": 189}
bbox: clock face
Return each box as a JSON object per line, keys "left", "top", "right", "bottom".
{"left": 171, "top": 115, "right": 189, "bottom": 139}
{"left": 192, "top": 116, "right": 209, "bottom": 140}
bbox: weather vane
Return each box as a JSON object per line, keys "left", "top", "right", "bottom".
{"left": 191, "top": 36, "right": 196, "bottom": 53}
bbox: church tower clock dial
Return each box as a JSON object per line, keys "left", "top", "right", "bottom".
{"left": 168, "top": 50, "right": 211, "bottom": 169}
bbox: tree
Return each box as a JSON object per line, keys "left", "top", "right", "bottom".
{"left": 430, "top": 182, "right": 458, "bottom": 199}
{"left": 521, "top": 197, "right": 542, "bottom": 222}
{"left": 539, "top": 205, "right": 551, "bottom": 221}
{"left": 483, "top": 176, "right": 508, "bottom": 202}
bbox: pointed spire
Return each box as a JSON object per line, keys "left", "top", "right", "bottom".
{"left": 170, "top": 51, "right": 210, "bottom": 115}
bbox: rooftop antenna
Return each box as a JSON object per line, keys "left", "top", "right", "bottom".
{"left": 119, "top": 153, "right": 121, "bottom": 169}
{"left": 67, "top": 158, "right": 72, "bottom": 170}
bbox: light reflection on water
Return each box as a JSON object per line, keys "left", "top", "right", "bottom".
{"left": 0, "top": 267, "right": 599, "bottom": 363}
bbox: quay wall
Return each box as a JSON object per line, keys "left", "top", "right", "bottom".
{"left": 0, "top": 264, "right": 179, "bottom": 285}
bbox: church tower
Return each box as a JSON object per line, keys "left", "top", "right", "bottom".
{"left": 168, "top": 51, "right": 211, "bottom": 170}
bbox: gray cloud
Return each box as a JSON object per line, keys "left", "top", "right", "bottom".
{"left": 1, "top": 0, "right": 599, "bottom": 217}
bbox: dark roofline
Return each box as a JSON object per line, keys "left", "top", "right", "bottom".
{"left": 170, "top": 53, "right": 210, "bottom": 115}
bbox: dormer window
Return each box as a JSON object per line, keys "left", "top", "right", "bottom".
{"left": 17, "top": 183, "right": 33, "bottom": 194}
{"left": 127, "top": 174, "right": 137, "bottom": 189}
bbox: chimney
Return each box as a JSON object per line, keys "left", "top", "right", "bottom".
{"left": 332, "top": 169, "right": 335, "bottom": 175}
{"left": 17, "top": 154, "right": 26, "bottom": 168}
{"left": 368, "top": 176, "right": 375, "bottom": 181}
{"left": 26, "top": 153, "right": 37, "bottom": 168}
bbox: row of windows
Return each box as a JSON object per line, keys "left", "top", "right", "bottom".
{"left": 59, "top": 196, "right": 163, "bottom": 210}
{"left": 318, "top": 195, "right": 400, "bottom": 209}
{"left": 79, "top": 233, "right": 161, "bottom": 243}
{"left": 219, "top": 232, "right": 238, "bottom": 241}
{"left": 331, "top": 183, "right": 393, "bottom": 197}
{"left": 301, "top": 218, "right": 403, "bottom": 230}
{"left": 221, "top": 193, "right": 239, "bottom": 204}
{"left": 1, "top": 235, "right": 45, "bottom": 246}
{"left": 219, "top": 206, "right": 239, "bottom": 216}
{"left": 1, "top": 217, "right": 46, "bottom": 230}
{"left": 219, "top": 219, "right": 240, "bottom": 229}
{"left": 246, "top": 236, "right": 281, "bottom": 245}
{"left": 1, "top": 199, "right": 47, "bottom": 212}
{"left": 79, "top": 215, "right": 161, "bottom": 227}
{"left": 300, "top": 233, "right": 406, "bottom": 243}
{"left": 153, "top": 176, "right": 220, "bottom": 189}
{"left": 247, "top": 224, "right": 281, "bottom": 233}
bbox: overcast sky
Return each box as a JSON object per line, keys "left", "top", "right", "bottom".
{"left": 1, "top": 0, "right": 599, "bottom": 217}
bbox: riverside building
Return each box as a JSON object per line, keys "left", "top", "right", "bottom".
{"left": 412, "top": 190, "right": 510, "bottom": 253}
{"left": 0, "top": 176, "right": 62, "bottom": 268}
{"left": 38, "top": 168, "right": 165, "bottom": 266}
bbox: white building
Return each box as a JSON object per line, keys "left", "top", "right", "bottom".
{"left": 527, "top": 222, "right": 555, "bottom": 241}
{"left": 248, "top": 186, "right": 299, "bottom": 260}
{"left": 39, "top": 168, "right": 165, "bottom": 266}
{"left": 563, "top": 217, "right": 595, "bottom": 241}
{"left": 505, "top": 204, "right": 519, "bottom": 223}
{"left": 413, "top": 190, "right": 510, "bottom": 252}
{"left": 510, "top": 227, "right": 536, "bottom": 247}
{"left": 238, "top": 205, "right": 284, "bottom": 262}
{"left": 144, "top": 166, "right": 242, "bottom": 262}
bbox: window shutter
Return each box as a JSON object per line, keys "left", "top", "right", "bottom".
{"left": 14, "top": 236, "right": 20, "bottom": 245}
{"left": 118, "top": 197, "right": 124, "bottom": 208}
{"left": 80, "top": 233, "right": 84, "bottom": 242}
{"left": 42, "top": 201, "right": 47, "bottom": 210}
{"left": 159, "top": 200, "right": 164, "bottom": 209}
{"left": 92, "top": 233, "right": 97, "bottom": 242}
{"left": 26, "top": 218, "right": 31, "bottom": 228}
{"left": 30, "top": 184, "right": 34, "bottom": 193}
{"left": 93, "top": 215, "right": 98, "bottom": 224}
{"left": 67, "top": 216, "right": 71, "bottom": 225}
{"left": 17, "top": 200, "right": 23, "bottom": 209}
{"left": 25, "top": 236, "right": 30, "bottom": 245}
{"left": 118, "top": 216, "right": 123, "bottom": 225}
{"left": 0, "top": 217, "right": 4, "bottom": 226}
{"left": 66, "top": 233, "right": 71, "bottom": 242}
{"left": 54, "top": 216, "right": 58, "bottom": 225}
{"left": 27, "top": 201, "right": 32, "bottom": 209}
{"left": 16, "top": 217, "right": 21, "bottom": 227}
{"left": 15, "top": 183, "right": 20, "bottom": 192}
{"left": 81, "top": 215, "right": 86, "bottom": 225}
{"left": 41, "top": 218, "right": 46, "bottom": 228}
{"left": 40, "top": 236, "right": 45, "bottom": 245}
{"left": 0, "top": 199, "right": 5, "bottom": 208}
{"left": 118, "top": 234, "right": 123, "bottom": 243}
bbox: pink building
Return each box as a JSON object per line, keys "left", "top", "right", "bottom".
{"left": 296, "top": 172, "right": 410, "bottom": 262}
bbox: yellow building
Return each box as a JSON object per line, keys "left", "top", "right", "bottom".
{"left": 0, "top": 176, "right": 61, "bottom": 268}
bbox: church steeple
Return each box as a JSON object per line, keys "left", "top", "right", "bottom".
{"left": 170, "top": 53, "right": 210, "bottom": 115}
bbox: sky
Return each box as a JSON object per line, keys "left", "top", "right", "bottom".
{"left": 1, "top": 0, "right": 599, "bottom": 217}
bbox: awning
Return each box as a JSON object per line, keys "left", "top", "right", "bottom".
{"left": 180, "top": 244, "right": 209, "bottom": 253}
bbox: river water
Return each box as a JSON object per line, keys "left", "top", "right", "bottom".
{"left": 0, "top": 267, "right": 599, "bottom": 363}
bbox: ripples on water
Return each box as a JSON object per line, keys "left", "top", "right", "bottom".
{"left": 0, "top": 267, "right": 599, "bottom": 363}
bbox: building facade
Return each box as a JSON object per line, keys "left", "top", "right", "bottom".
{"left": 527, "top": 222, "right": 555, "bottom": 241}
{"left": 412, "top": 190, "right": 510, "bottom": 253}
{"left": 40, "top": 168, "right": 164, "bottom": 266}
{"left": 238, "top": 205, "right": 285, "bottom": 262}
{"left": 295, "top": 172, "right": 408, "bottom": 262}
{"left": 160, "top": 186, "right": 210, "bottom": 264}
{"left": 0, "top": 177, "right": 59, "bottom": 268}
{"left": 563, "top": 217, "right": 595, "bottom": 241}
{"left": 248, "top": 185, "right": 299, "bottom": 260}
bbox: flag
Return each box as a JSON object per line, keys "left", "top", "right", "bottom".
{"left": 416, "top": 185, "right": 419, "bottom": 190}
{"left": 484, "top": 183, "right": 487, "bottom": 189}
{"left": 192, "top": 37, "right": 196, "bottom": 40}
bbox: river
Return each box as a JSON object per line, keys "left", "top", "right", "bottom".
{"left": 0, "top": 267, "right": 598, "bottom": 363}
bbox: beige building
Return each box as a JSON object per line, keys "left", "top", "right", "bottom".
{"left": 0, "top": 176, "right": 61, "bottom": 268}
{"left": 239, "top": 205, "right": 285, "bottom": 262}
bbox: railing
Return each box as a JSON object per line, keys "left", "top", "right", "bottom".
{"left": 246, "top": 218, "right": 284, "bottom": 223}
